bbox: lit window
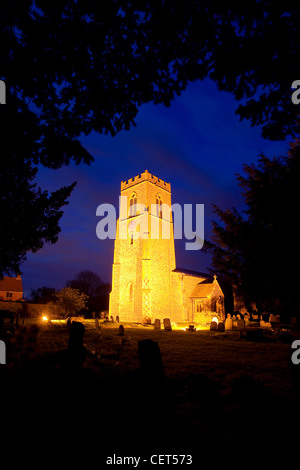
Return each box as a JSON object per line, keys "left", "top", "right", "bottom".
{"left": 130, "top": 193, "right": 137, "bottom": 216}
{"left": 156, "top": 195, "right": 162, "bottom": 218}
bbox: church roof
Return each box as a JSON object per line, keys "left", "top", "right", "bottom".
{"left": 190, "top": 281, "right": 216, "bottom": 298}
{"left": 173, "top": 267, "right": 210, "bottom": 279}
{"left": 0, "top": 276, "right": 23, "bottom": 293}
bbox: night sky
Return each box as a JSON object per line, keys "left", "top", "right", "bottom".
{"left": 21, "top": 78, "right": 289, "bottom": 298}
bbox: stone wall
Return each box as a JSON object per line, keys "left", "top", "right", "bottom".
{"left": 0, "top": 300, "right": 59, "bottom": 318}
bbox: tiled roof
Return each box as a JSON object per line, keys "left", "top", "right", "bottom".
{"left": 173, "top": 267, "right": 210, "bottom": 279}
{"left": 190, "top": 281, "right": 215, "bottom": 298}
{"left": 0, "top": 276, "right": 23, "bottom": 293}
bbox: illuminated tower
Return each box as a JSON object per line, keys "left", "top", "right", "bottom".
{"left": 109, "top": 170, "right": 182, "bottom": 323}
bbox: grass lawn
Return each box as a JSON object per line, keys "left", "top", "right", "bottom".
{"left": 2, "top": 319, "right": 300, "bottom": 465}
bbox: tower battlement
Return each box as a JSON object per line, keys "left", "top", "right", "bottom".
{"left": 121, "top": 170, "right": 171, "bottom": 193}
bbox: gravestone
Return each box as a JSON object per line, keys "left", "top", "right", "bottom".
{"left": 118, "top": 324, "right": 125, "bottom": 336}
{"left": 237, "top": 319, "right": 246, "bottom": 330}
{"left": 138, "top": 339, "right": 165, "bottom": 381}
{"left": 210, "top": 321, "right": 218, "bottom": 331}
{"left": 116, "top": 315, "right": 120, "bottom": 323}
{"left": 163, "top": 318, "right": 172, "bottom": 331}
{"left": 67, "top": 321, "right": 86, "bottom": 368}
{"left": 218, "top": 321, "right": 225, "bottom": 332}
{"left": 154, "top": 319, "right": 161, "bottom": 330}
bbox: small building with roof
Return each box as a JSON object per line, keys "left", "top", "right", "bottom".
{"left": 0, "top": 275, "right": 23, "bottom": 301}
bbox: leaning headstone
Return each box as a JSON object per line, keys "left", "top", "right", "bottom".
{"left": 218, "top": 321, "right": 225, "bottom": 332}
{"left": 68, "top": 321, "right": 84, "bottom": 349}
{"left": 67, "top": 321, "right": 86, "bottom": 368}
{"left": 118, "top": 324, "right": 125, "bottom": 336}
{"left": 154, "top": 319, "right": 161, "bottom": 330}
{"left": 138, "top": 339, "right": 165, "bottom": 382}
{"left": 210, "top": 321, "right": 218, "bottom": 331}
{"left": 163, "top": 318, "right": 172, "bottom": 331}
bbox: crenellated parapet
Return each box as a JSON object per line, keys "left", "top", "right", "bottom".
{"left": 121, "top": 170, "right": 171, "bottom": 192}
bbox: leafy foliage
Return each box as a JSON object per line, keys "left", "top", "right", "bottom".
{"left": 54, "top": 286, "right": 89, "bottom": 317}
{"left": 30, "top": 286, "right": 57, "bottom": 303}
{"left": 0, "top": 153, "right": 76, "bottom": 276}
{"left": 1, "top": 1, "right": 299, "bottom": 274}
{"left": 207, "top": 132, "right": 300, "bottom": 314}
{"left": 66, "top": 270, "right": 111, "bottom": 313}
{"left": 1, "top": 1, "right": 299, "bottom": 146}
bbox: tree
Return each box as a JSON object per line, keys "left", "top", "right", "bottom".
{"left": 206, "top": 133, "right": 300, "bottom": 316}
{"left": 30, "top": 286, "right": 57, "bottom": 303}
{"left": 1, "top": 2, "right": 300, "bottom": 275}
{"left": 0, "top": 154, "right": 76, "bottom": 276}
{"left": 54, "top": 287, "right": 89, "bottom": 318}
{"left": 66, "top": 270, "right": 111, "bottom": 313}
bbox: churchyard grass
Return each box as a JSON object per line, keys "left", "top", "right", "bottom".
{"left": 2, "top": 319, "right": 300, "bottom": 462}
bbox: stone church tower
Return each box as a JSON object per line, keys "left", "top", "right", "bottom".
{"left": 109, "top": 170, "right": 225, "bottom": 324}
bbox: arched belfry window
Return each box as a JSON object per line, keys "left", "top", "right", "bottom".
{"left": 156, "top": 194, "right": 162, "bottom": 218}
{"left": 129, "top": 192, "right": 137, "bottom": 217}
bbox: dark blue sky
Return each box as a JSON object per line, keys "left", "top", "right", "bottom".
{"left": 21, "top": 78, "right": 289, "bottom": 298}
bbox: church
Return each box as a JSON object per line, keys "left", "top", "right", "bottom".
{"left": 109, "top": 170, "right": 224, "bottom": 325}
